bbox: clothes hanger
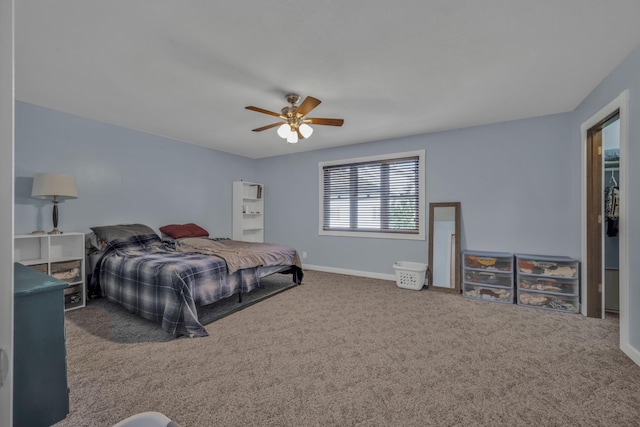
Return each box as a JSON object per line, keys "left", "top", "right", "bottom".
{"left": 609, "top": 169, "right": 617, "bottom": 187}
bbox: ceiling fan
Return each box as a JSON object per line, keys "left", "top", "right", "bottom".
{"left": 245, "top": 93, "right": 344, "bottom": 143}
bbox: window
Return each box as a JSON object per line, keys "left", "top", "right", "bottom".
{"left": 319, "top": 150, "right": 425, "bottom": 240}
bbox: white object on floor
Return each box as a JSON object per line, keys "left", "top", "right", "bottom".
{"left": 393, "top": 261, "right": 428, "bottom": 290}
{"left": 112, "top": 411, "right": 177, "bottom": 427}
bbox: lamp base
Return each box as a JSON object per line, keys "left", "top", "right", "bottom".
{"left": 49, "top": 200, "right": 63, "bottom": 234}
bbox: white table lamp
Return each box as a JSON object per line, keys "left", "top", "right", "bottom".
{"left": 31, "top": 173, "right": 78, "bottom": 235}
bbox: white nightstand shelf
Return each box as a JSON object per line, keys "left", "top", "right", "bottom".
{"left": 14, "top": 232, "right": 86, "bottom": 311}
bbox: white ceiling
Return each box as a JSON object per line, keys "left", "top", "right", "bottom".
{"left": 15, "top": 1, "right": 640, "bottom": 159}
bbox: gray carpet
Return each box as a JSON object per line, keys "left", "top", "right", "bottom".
{"left": 57, "top": 270, "right": 640, "bottom": 426}
{"left": 75, "top": 273, "right": 299, "bottom": 343}
{"left": 197, "top": 275, "right": 298, "bottom": 327}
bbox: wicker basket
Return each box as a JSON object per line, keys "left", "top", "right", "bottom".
{"left": 393, "top": 262, "right": 428, "bottom": 290}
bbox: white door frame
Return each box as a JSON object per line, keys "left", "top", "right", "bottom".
{"left": 580, "top": 90, "right": 632, "bottom": 360}
{"left": 0, "top": 0, "right": 14, "bottom": 424}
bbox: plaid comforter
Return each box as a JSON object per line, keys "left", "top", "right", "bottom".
{"left": 172, "top": 237, "right": 303, "bottom": 279}
{"left": 90, "top": 234, "right": 259, "bottom": 337}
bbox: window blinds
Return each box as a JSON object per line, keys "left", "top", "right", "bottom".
{"left": 322, "top": 156, "right": 420, "bottom": 234}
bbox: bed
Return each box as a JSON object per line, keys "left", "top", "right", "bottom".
{"left": 88, "top": 224, "right": 303, "bottom": 337}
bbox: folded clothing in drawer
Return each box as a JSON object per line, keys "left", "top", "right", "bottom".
{"left": 464, "top": 255, "right": 512, "bottom": 272}
{"left": 464, "top": 270, "right": 513, "bottom": 287}
{"left": 518, "top": 291, "right": 578, "bottom": 313}
{"left": 463, "top": 284, "right": 513, "bottom": 303}
{"left": 519, "top": 276, "right": 577, "bottom": 295}
{"left": 517, "top": 259, "right": 577, "bottom": 278}
{"left": 51, "top": 260, "right": 81, "bottom": 283}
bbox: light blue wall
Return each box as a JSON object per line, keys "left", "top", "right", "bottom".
{"left": 13, "top": 40, "right": 640, "bottom": 363}
{"left": 14, "top": 102, "right": 258, "bottom": 237}
{"left": 572, "top": 42, "right": 640, "bottom": 350}
{"left": 257, "top": 112, "right": 576, "bottom": 275}
{"left": 15, "top": 102, "right": 577, "bottom": 278}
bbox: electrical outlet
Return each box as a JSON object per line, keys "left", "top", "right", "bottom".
{"left": 302, "top": 251, "right": 307, "bottom": 259}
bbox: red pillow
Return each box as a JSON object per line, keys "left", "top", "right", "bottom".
{"left": 160, "top": 223, "right": 209, "bottom": 239}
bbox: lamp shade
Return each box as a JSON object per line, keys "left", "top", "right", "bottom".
{"left": 31, "top": 173, "right": 78, "bottom": 200}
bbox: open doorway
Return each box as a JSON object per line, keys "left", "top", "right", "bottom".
{"left": 585, "top": 111, "right": 619, "bottom": 319}
{"left": 582, "top": 91, "right": 629, "bottom": 348}
{"left": 602, "top": 118, "right": 620, "bottom": 319}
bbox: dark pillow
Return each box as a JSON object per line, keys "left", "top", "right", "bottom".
{"left": 159, "top": 223, "right": 209, "bottom": 239}
{"left": 90, "top": 223, "right": 157, "bottom": 247}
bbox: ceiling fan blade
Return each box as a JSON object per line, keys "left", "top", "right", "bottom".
{"left": 251, "top": 122, "right": 283, "bottom": 132}
{"left": 307, "top": 117, "right": 344, "bottom": 126}
{"left": 295, "top": 96, "right": 321, "bottom": 117}
{"left": 245, "top": 106, "right": 283, "bottom": 118}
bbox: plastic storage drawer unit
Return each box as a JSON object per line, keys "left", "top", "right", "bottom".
{"left": 515, "top": 254, "right": 580, "bottom": 313}
{"left": 462, "top": 250, "right": 514, "bottom": 304}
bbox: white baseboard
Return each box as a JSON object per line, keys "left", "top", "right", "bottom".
{"left": 302, "top": 264, "right": 396, "bottom": 282}
{"left": 621, "top": 342, "right": 640, "bottom": 367}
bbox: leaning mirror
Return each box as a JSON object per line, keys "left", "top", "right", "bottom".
{"left": 428, "top": 202, "right": 461, "bottom": 293}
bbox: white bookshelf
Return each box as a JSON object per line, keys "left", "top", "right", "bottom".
{"left": 14, "top": 232, "right": 86, "bottom": 311}
{"left": 232, "top": 181, "right": 264, "bottom": 242}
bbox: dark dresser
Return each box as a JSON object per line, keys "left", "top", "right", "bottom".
{"left": 13, "top": 262, "right": 69, "bottom": 427}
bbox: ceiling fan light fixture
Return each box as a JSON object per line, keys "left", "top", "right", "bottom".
{"left": 299, "top": 123, "right": 313, "bottom": 138}
{"left": 287, "top": 132, "right": 298, "bottom": 144}
{"left": 277, "top": 123, "right": 291, "bottom": 139}
{"left": 246, "top": 93, "right": 343, "bottom": 143}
